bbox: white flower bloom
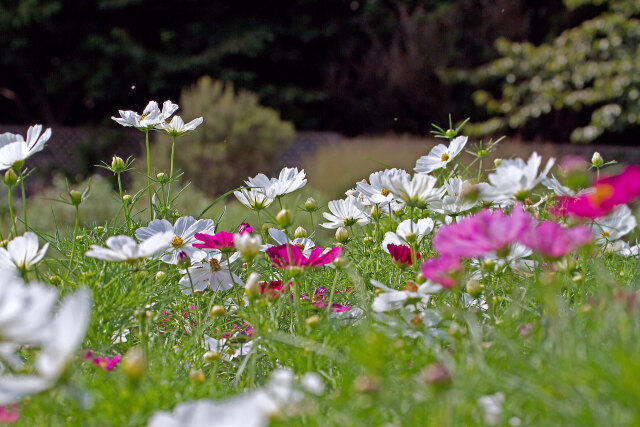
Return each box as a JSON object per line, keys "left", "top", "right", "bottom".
{"left": 370, "top": 279, "right": 441, "bottom": 312}
{"left": 179, "top": 252, "right": 243, "bottom": 295}
{"left": 541, "top": 175, "right": 575, "bottom": 197}
{"left": 260, "top": 228, "right": 315, "bottom": 256}
{"left": 135, "top": 217, "right": 215, "bottom": 264}
{"left": 85, "top": 232, "right": 174, "bottom": 262}
{"left": 414, "top": 136, "right": 468, "bottom": 173}
{"left": 156, "top": 116, "right": 203, "bottom": 136}
{"left": 321, "top": 196, "right": 370, "bottom": 229}
{"left": 381, "top": 218, "right": 435, "bottom": 251}
{"left": 233, "top": 188, "right": 274, "bottom": 211}
{"left": 591, "top": 204, "right": 636, "bottom": 245}
{"left": 245, "top": 167, "right": 307, "bottom": 198}
{"left": 430, "top": 178, "right": 479, "bottom": 214}
{"left": 0, "top": 232, "right": 48, "bottom": 272}
{"left": 388, "top": 173, "right": 445, "bottom": 209}
{"left": 203, "top": 333, "right": 255, "bottom": 362}
{"left": 612, "top": 240, "right": 640, "bottom": 257}
{"left": 0, "top": 125, "right": 52, "bottom": 170}
{"left": 112, "top": 100, "right": 179, "bottom": 131}
{"left": 356, "top": 169, "right": 410, "bottom": 206}
{"left": 470, "top": 242, "right": 535, "bottom": 280}
{"left": 478, "top": 392, "right": 505, "bottom": 426}
{"left": 479, "top": 152, "right": 554, "bottom": 204}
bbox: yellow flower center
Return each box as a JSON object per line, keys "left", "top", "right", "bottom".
{"left": 209, "top": 258, "right": 221, "bottom": 272}
{"left": 381, "top": 187, "right": 390, "bottom": 197}
{"left": 441, "top": 153, "right": 450, "bottom": 162}
{"left": 601, "top": 231, "right": 610, "bottom": 238}
{"left": 403, "top": 281, "right": 418, "bottom": 292}
{"left": 171, "top": 236, "right": 184, "bottom": 248}
{"left": 140, "top": 113, "right": 149, "bottom": 120}
{"left": 295, "top": 243, "right": 305, "bottom": 251}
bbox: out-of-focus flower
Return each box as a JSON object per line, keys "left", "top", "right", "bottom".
{"left": 0, "top": 125, "right": 51, "bottom": 170}
{"left": 371, "top": 279, "right": 440, "bottom": 312}
{"left": 0, "top": 232, "right": 48, "bottom": 273}
{"left": 83, "top": 351, "right": 121, "bottom": 371}
{"left": 233, "top": 233, "right": 262, "bottom": 261}
{"left": 591, "top": 204, "right": 636, "bottom": 245}
{"left": 478, "top": 392, "right": 505, "bottom": 426}
{"left": 519, "top": 221, "right": 592, "bottom": 258}
{"left": 135, "top": 217, "right": 215, "bottom": 264}
{"left": 414, "top": 136, "right": 467, "bottom": 173}
{"left": 421, "top": 256, "right": 462, "bottom": 288}
{"left": 321, "top": 197, "right": 370, "bottom": 229}
{"left": 85, "top": 232, "right": 173, "bottom": 262}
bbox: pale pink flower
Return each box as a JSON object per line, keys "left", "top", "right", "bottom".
{"left": 519, "top": 221, "right": 593, "bottom": 258}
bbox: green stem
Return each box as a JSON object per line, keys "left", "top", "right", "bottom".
{"left": 326, "top": 269, "right": 340, "bottom": 310}
{"left": 145, "top": 130, "right": 153, "bottom": 221}
{"left": 168, "top": 135, "right": 176, "bottom": 206}
{"left": 70, "top": 205, "right": 80, "bottom": 267}
{"left": 309, "top": 211, "right": 315, "bottom": 238}
{"left": 7, "top": 186, "right": 15, "bottom": 238}
{"left": 117, "top": 172, "right": 131, "bottom": 232}
{"left": 19, "top": 170, "right": 27, "bottom": 232}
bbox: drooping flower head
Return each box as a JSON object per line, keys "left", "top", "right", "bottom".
{"left": 386, "top": 243, "right": 420, "bottom": 267}
{"left": 193, "top": 231, "right": 235, "bottom": 252}
{"left": 420, "top": 256, "right": 462, "bottom": 288}
{"left": 266, "top": 244, "right": 341, "bottom": 269}
{"left": 233, "top": 188, "right": 274, "bottom": 211}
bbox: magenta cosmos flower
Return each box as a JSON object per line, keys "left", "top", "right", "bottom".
{"left": 433, "top": 205, "right": 532, "bottom": 258}
{"left": 519, "top": 221, "right": 592, "bottom": 258}
{"left": 266, "top": 244, "right": 341, "bottom": 268}
{"left": 554, "top": 165, "right": 640, "bottom": 219}
{"left": 238, "top": 223, "right": 253, "bottom": 234}
{"left": 193, "top": 231, "right": 234, "bottom": 251}
{"left": 420, "top": 256, "right": 462, "bottom": 288}
{"left": 387, "top": 243, "right": 420, "bottom": 267}
{"left": 308, "top": 287, "right": 351, "bottom": 312}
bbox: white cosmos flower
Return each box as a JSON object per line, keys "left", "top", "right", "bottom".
{"left": 111, "top": 100, "right": 179, "bottom": 131}
{"left": 541, "top": 175, "right": 575, "bottom": 197}
{"left": 233, "top": 188, "right": 274, "bottom": 211}
{"left": 478, "top": 392, "right": 505, "bottom": 426}
{"left": 260, "top": 228, "right": 315, "bottom": 256}
{"left": 388, "top": 173, "right": 445, "bottom": 209}
{"left": 469, "top": 242, "right": 535, "bottom": 280}
{"left": 381, "top": 218, "right": 435, "bottom": 252}
{"left": 0, "top": 232, "right": 48, "bottom": 272}
{"left": 321, "top": 196, "right": 370, "bottom": 229}
{"left": 0, "top": 125, "right": 52, "bottom": 170}
{"left": 156, "top": 116, "right": 203, "bottom": 136}
{"left": 414, "top": 136, "right": 468, "bottom": 173}
{"left": 611, "top": 240, "right": 640, "bottom": 257}
{"left": 203, "top": 333, "right": 255, "bottom": 362}
{"left": 430, "top": 178, "right": 479, "bottom": 214}
{"left": 370, "top": 279, "right": 441, "bottom": 312}
{"left": 179, "top": 252, "right": 243, "bottom": 295}
{"left": 592, "top": 204, "right": 636, "bottom": 245}
{"left": 479, "top": 152, "right": 554, "bottom": 204}
{"left": 135, "top": 217, "right": 215, "bottom": 264}
{"left": 85, "top": 231, "right": 174, "bottom": 262}
{"left": 356, "top": 169, "right": 410, "bottom": 206}
{"left": 245, "top": 167, "right": 307, "bottom": 198}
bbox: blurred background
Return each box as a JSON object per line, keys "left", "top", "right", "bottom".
{"left": 0, "top": 0, "right": 639, "bottom": 232}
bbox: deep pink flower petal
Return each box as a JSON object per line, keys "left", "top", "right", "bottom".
{"left": 387, "top": 244, "right": 418, "bottom": 266}
{"left": 308, "top": 246, "right": 342, "bottom": 266}
{"left": 266, "top": 244, "right": 307, "bottom": 268}
{"left": 239, "top": 223, "right": 253, "bottom": 234}
{"left": 421, "top": 256, "right": 462, "bottom": 288}
{"left": 520, "top": 221, "right": 592, "bottom": 257}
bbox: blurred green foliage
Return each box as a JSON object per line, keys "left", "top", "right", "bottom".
{"left": 466, "top": 0, "right": 640, "bottom": 142}
{"left": 151, "top": 77, "right": 295, "bottom": 196}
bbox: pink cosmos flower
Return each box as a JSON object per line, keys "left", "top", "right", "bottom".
{"left": 309, "top": 287, "right": 352, "bottom": 312}
{"left": 193, "top": 231, "right": 235, "bottom": 251}
{"left": 266, "top": 244, "right": 341, "bottom": 269}
{"left": 0, "top": 405, "right": 19, "bottom": 423}
{"left": 83, "top": 350, "right": 121, "bottom": 371}
{"left": 420, "top": 256, "right": 462, "bottom": 288}
{"left": 519, "top": 220, "right": 592, "bottom": 258}
{"left": 387, "top": 243, "right": 420, "bottom": 267}
{"left": 260, "top": 280, "right": 292, "bottom": 299}
{"left": 238, "top": 223, "right": 253, "bottom": 234}
{"left": 554, "top": 165, "right": 640, "bottom": 218}
{"left": 433, "top": 205, "right": 532, "bottom": 258}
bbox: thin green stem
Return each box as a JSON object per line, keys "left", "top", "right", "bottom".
{"left": 117, "top": 172, "right": 131, "bottom": 232}
{"left": 19, "top": 170, "right": 27, "bottom": 232}
{"left": 7, "top": 186, "right": 15, "bottom": 238}
{"left": 326, "top": 269, "right": 340, "bottom": 311}
{"left": 69, "top": 205, "right": 80, "bottom": 267}
{"left": 145, "top": 130, "right": 153, "bottom": 221}
{"left": 168, "top": 135, "right": 176, "bottom": 206}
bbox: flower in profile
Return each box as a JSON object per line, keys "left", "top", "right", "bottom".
{"left": 479, "top": 152, "right": 554, "bottom": 203}
{"left": 0, "top": 125, "right": 52, "bottom": 170}
{"left": 178, "top": 252, "right": 243, "bottom": 294}
{"left": 111, "top": 100, "right": 179, "bottom": 131}
{"left": 553, "top": 165, "right": 640, "bottom": 219}
{"left": 541, "top": 175, "right": 576, "bottom": 197}
{"left": 382, "top": 218, "right": 434, "bottom": 251}
{"left": 370, "top": 279, "right": 440, "bottom": 312}
{"left": 414, "top": 136, "right": 468, "bottom": 173}
{"left": 420, "top": 256, "right": 462, "bottom": 288}
{"left": 387, "top": 173, "right": 445, "bottom": 209}
{"left": 261, "top": 228, "right": 315, "bottom": 256}
{"left": 433, "top": 205, "right": 532, "bottom": 259}
{"left": 193, "top": 231, "right": 235, "bottom": 252}
{"left": 233, "top": 188, "right": 274, "bottom": 211}
{"left": 356, "top": 169, "right": 410, "bottom": 206}
{"left": 135, "top": 216, "right": 215, "bottom": 264}
{"left": 85, "top": 232, "right": 173, "bottom": 262}
{"left": 321, "top": 196, "right": 370, "bottom": 229}
{"left": 266, "top": 244, "right": 341, "bottom": 269}
{"left": 155, "top": 116, "right": 203, "bottom": 136}
{"left": 519, "top": 220, "right": 592, "bottom": 258}
{"left": 591, "top": 204, "right": 636, "bottom": 245}
{"left": 245, "top": 167, "right": 307, "bottom": 198}
{"left": 387, "top": 243, "right": 420, "bottom": 267}
{"left": 0, "top": 232, "right": 48, "bottom": 273}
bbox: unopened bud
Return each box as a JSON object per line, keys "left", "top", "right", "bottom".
{"left": 204, "top": 351, "right": 220, "bottom": 362}
{"left": 245, "top": 272, "right": 261, "bottom": 299}
{"left": 121, "top": 347, "right": 147, "bottom": 381}
{"left": 304, "top": 197, "right": 317, "bottom": 212}
{"left": 494, "top": 158, "right": 502, "bottom": 168}
{"left": 69, "top": 190, "right": 83, "bottom": 206}
{"left": 156, "top": 172, "right": 168, "bottom": 183}
{"left": 189, "top": 369, "right": 206, "bottom": 384}
{"left": 176, "top": 251, "right": 191, "bottom": 268}
{"left": 276, "top": 209, "right": 292, "bottom": 228}
{"left": 333, "top": 256, "right": 349, "bottom": 269}
{"left": 370, "top": 205, "right": 383, "bottom": 220}
{"left": 294, "top": 226, "right": 308, "bottom": 239}
{"left": 4, "top": 169, "right": 18, "bottom": 187}
{"left": 591, "top": 152, "right": 604, "bottom": 167}
{"left": 288, "top": 266, "right": 303, "bottom": 277}
{"left": 465, "top": 279, "right": 483, "bottom": 298}
{"left": 233, "top": 233, "right": 261, "bottom": 261}
{"left": 210, "top": 304, "right": 226, "bottom": 318}
{"left": 155, "top": 271, "right": 167, "bottom": 281}
{"left": 335, "top": 227, "right": 349, "bottom": 244}
{"left": 363, "top": 236, "right": 374, "bottom": 246}
{"left": 444, "top": 128, "right": 456, "bottom": 139}
{"left": 122, "top": 194, "right": 132, "bottom": 205}
{"left": 49, "top": 275, "right": 61, "bottom": 285}
{"left": 305, "top": 315, "right": 320, "bottom": 329}
{"left": 111, "top": 156, "right": 125, "bottom": 172}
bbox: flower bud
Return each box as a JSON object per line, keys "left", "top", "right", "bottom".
{"left": 69, "top": 190, "right": 83, "bottom": 206}
{"left": 245, "top": 272, "right": 261, "bottom": 299}
{"left": 49, "top": 275, "right": 61, "bottom": 285}
{"left": 363, "top": 236, "right": 374, "bottom": 246}
{"left": 122, "top": 194, "right": 132, "bottom": 205}
{"left": 335, "top": 227, "right": 349, "bottom": 244}
{"left": 444, "top": 128, "right": 457, "bottom": 139}
{"left": 304, "top": 197, "right": 317, "bottom": 212}
{"left": 305, "top": 315, "right": 320, "bottom": 329}
{"left": 189, "top": 369, "right": 206, "bottom": 384}
{"left": 111, "top": 156, "right": 125, "bottom": 172}
{"left": 288, "top": 265, "right": 303, "bottom": 277}
{"left": 465, "top": 279, "right": 484, "bottom": 298}
{"left": 156, "top": 172, "right": 169, "bottom": 183}
{"left": 276, "top": 209, "right": 292, "bottom": 228}
{"left": 121, "top": 347, "right": 147, "bottom": 381}
{"left": 370, "top": 205, "right": 383, "bottom": 220}
{"left": 294, "top": 226, "right": 308, "bottom": 239}
{"left": 155, "top": 271, "right": 167, "bottom": 281}
{"left": 591, "top": 152, "right": 604, "bottom": 167}
{"left": 176, "top": 251, "right": 191, "bottom": 268}
{"left": 210, "top": 304, "right": 226, "bottom": 318}
{"left": 4, "top": 169, "right": 18, "bottom": 187}
{"left": 493, "top": 158, "right": 502, "bottom": 168}
{"left": 233, "top": 233, "right": 262, "bottom": 261}
{"left": 204, "top": 351, "right": 220, "bottom": 362}
{"left": 333, "top": 256, "right": 349, "bottom": 269}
